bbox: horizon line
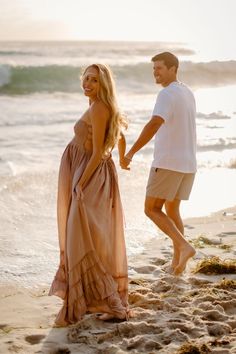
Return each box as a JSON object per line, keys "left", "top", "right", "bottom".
{"left": 0, "top": 38, "right": 188, "bottom": 45}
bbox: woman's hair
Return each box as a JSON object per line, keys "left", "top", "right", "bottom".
{"left": 81, "top": 63, "right": 127, "bottom": 153}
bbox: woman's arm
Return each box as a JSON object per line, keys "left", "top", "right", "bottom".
{"left": 118, "top": 131, "right": 131, "bottom": 170}
{"left": 77, "top": 101, "right": 109, "bottom": 190}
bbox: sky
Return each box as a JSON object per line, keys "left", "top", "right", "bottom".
{"left": 0, "top": 0, "right": 236, "bottom": 59}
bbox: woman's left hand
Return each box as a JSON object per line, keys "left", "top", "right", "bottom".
{"left": 120, "top": 156, "right": 131, "bottom": 170}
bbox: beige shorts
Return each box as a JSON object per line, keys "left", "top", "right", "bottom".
{"left": 146, "top": 167, "right": 195, "bottom": 201}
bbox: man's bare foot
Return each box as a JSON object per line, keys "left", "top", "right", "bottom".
{"left": 173, "top": 245, "right": 196, "bottom": 275}
{"left": 163, "top": 247, "right": 180, "bottom": 274}
{"left": 171, "top": 249, "right": 180, "bottom": 270}
{"left": 166, "top": 246, "right": 180, "bottom": 273}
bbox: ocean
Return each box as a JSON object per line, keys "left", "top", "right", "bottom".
{"left": 0, "top": 40, "right": 236, "bottom": 287}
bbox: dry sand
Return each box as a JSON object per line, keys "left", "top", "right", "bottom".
{"left": 0, "top": 207, "right": 236, "bottom": 354}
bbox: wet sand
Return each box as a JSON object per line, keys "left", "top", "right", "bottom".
{"left": 0, "top": 207, "right": 236, "bottom": 354}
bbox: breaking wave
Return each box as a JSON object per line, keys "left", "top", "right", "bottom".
{"left": 0, "top": 60, "right": 236, "bottom": 95}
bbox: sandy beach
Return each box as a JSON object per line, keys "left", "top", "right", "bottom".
{"left": 0, "top": 206, "right": 235, "bottom": 354}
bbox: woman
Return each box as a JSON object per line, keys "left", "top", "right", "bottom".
{"left": 49, "top": 64, "right": 129, "bottom": 326}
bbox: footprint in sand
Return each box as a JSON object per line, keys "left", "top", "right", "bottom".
{"left": 0, "top": 324, "right": 12, "bottom": 333}
{"left": 150, "top": 257, "right": 167, "bottom": 265}
{"left": 132, "top": 265, "right": 157, "bottom": 274}
{"left": 184, "top": 224, "right": 195, "bottom": 229}
{"left": 216, "top": 231, "right": 236, "bottom": 237}
{"left": 52, "top": 348, "right": 71, "bottom": 354}
{"left": 0, "top": 324, "right": 8, "bottom": 330}
{"left": 25, "top": 334, "right": 46, "bottom": 345}
{"left": 161, "top": 249, "right": 172, "bottom": 257}
{"left": 207, "top": 322, "right": 232, "bottom": 336}
{"left": 126, "top": 335, "right": 163, "bottom": 351}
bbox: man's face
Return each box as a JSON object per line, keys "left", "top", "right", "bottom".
{"left": 153, "top": 60, "right": 173, "bottom": 86}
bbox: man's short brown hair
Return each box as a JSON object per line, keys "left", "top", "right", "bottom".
{"left": 151, "top": 52, "right": 179, "bottom": 71}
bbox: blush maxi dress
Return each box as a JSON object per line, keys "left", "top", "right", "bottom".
{"left": 49, "top": 119, "right": 129, "bottom": 326}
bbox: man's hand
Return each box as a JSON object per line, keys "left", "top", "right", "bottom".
{"left": 120, "top": 155, "right": 132, "bottom": 170}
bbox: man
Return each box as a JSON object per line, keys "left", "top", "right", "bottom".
{"left": 121, "top": 52, "right": 196, "bottom": 275}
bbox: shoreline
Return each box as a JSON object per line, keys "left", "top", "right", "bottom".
{"left": 1, "top": 206, "right": 236, "bottom": 354}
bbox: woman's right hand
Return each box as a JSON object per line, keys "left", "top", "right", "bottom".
{"left": 75, "top": 184, "right": 84, "bottom": 200}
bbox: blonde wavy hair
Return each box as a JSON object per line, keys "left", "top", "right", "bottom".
{"left": 81, "top": 63, "right": 128, "bottom": 153}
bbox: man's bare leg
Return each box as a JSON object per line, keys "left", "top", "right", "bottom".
{"left": 165, "top": 199, "right": 184, "bottom": 270}
{"left": 145, "top": 197, "right": 195, "bottom": 275}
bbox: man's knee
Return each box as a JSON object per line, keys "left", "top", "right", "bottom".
{"left": 144, "top": 197, "right": 164, "bottom": 217}
{"left": 165, "top": 205, "right": 176, "bottom": 218}
{"left": 165, "top": 200, "right": 181, "bottom": 218}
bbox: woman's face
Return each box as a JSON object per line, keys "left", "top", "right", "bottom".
{"left": 82, "top": 66, "right": 100, "bottom": 100}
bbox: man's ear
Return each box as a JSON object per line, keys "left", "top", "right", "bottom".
{"left": 170, "top": 66, "right": 176, "bottom": 74}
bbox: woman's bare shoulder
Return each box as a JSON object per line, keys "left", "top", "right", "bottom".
{"left": 90, "top": 100, "right": 110, "bottom": 120}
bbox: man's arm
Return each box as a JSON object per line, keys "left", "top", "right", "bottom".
{"left": 121, "top": 116, "right": 164, "bottom": 169}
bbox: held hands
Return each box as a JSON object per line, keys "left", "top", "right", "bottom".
{"left": 118, "top": 132, "right": 133, "bottom": 170}
{"left": 120, "top": 155, "right": 132, "bottom": 170}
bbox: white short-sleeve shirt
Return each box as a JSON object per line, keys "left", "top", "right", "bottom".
{"left": 152, "top": 81, "right": 197, "bottom": 173}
